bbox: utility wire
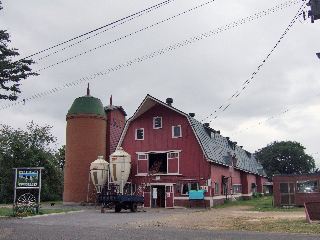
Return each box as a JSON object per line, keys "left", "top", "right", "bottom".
{"left": 35, "top": 0, "right": 176, "bottom": 62}
{"left": 21, "top": 0, "right": 174, "bottom": 61}
{"left": 0, "top": 0, "right": 300, "bottom": 110}
{"left": 35, "top": 0, "right": 215, "bottom": 72}
{"left": 231, "top": 92, "right": 320, "bottom": 135}
{"left": 202, "top": 0, "right": 306, "bottom": 123}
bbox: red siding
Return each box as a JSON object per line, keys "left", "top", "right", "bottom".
{"left": 122, "top": 104, "right": 211, "bottom": 180}
{"left": 106, "top": 109, "right": 126, "bottom": 157}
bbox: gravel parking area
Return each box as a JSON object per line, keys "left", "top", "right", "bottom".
{"left": 125, "top": 206, "right": 306, "bottom": 230}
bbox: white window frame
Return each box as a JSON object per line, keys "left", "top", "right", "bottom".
{"left": 181, "top": 182, "right": 198, "bottom": 195}
{"left": 167, "top": 152, "right": 179, "bottom": 174}
{"left": 135, "top": 128, "right": 144, "bottom": 140}
{"left": 137, "top": 154, "right": 148, "bottom": 175}
{"left": 153, "top": 117, "right": 162, "bottom": 129}
{"left": 172, "top": 125, "right": 182, "bottom": 138}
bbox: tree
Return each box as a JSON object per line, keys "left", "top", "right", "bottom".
{"left": 0, "top": 2, "right": 38, "bottom": 101}
{"left": 0, "top": 122, "right": 63, "bottom": 203}
{"left": 55, "top": 145, "right": 65, "bottom": 170}
{"left": 254, "top": 141, "right": 316, "bottom": 180}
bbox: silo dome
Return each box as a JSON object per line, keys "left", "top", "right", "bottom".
{"left": 67, "top": 95, "right": 107, "bottom": 117}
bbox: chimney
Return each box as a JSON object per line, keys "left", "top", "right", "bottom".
{"left": 87, "top": 83, "right": 90, "bottom": 95}
{"left": 166, "top": 98, "right": 173, "bottom": 106}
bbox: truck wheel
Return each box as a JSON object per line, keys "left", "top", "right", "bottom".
{"left": 130, "top": 203, "right": 137, "bottom": 212}
{"left": 115, "top": 204, "right": 121, "bottom": 213}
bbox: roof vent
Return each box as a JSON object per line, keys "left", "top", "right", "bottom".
{"left": 166, "top": 98, "right": 173, "bottom": 106}
{"left": 189, "top": 113, "right": 195, "bottom": 117}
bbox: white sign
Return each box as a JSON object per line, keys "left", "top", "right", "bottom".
{"left": 153, "top": 188, "right": 157, "bottom": 199}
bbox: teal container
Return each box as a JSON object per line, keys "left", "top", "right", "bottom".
{"left": 189, "top": 190, "right": 204, "bottom": 200}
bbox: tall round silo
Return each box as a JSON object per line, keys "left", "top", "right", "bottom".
{"left": 63, "top": 89, "right": 107, "bottom": 204}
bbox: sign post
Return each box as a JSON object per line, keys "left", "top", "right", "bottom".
{"left": 13, "top": 167, "right": 44, "bottom": 214}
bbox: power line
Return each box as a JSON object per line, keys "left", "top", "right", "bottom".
{"left": 35, "top": 0, "right": 215, "bottom": 72}
{"left": 201, "top": 0, "right": 306, "bottom": 123}
{"left": 0, "top": 0, "right": 300, "bottom": 110}
{"left": 231, "top": 92, "right": 320, "bottom": 135}
{"left": 21, "top": 0, "right": 175, "bottom": 61}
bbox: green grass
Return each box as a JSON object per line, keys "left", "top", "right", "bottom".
{"left": 212, "top": 195, "right": 304, "bottom": 212}
{"left": 0, "top": 201, "right": 79, "bottom": 217}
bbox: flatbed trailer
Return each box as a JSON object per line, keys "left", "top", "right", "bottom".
{"left": 98, "top": 194, "right": 144, "bottom": 212}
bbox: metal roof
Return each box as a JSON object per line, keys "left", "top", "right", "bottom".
{"left": 188, "top": 116, "right": 264, "bottom": 175}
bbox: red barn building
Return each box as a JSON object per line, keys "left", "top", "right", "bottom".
{"left": 118, "top": 95, "right": 268, "bottom": 207}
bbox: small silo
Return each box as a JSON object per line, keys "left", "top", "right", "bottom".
{"left": 109, "top": 147, "right": 131, "bottom": 194}
{"left": 64, "top": 88, "right": 107, "bottom": 204}
{"left": 90, "top": 156, "right": 109, "bottom": 193}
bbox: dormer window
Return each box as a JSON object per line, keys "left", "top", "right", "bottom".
{"left": 153, "top": 117, "right": 162, "bottom": 129}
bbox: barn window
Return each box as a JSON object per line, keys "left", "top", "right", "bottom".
{"left": 214, "top": 182, "right": 219, "bottom": 196}
{"left": 113, "top": 119, "right": 116, "bottom": 126}
{"left": 232, "top": 184, "right": 242, "bottom": 194}
{"left": 153, "top": 117, "right": 162, "bottom": 129}
{"left": 172, "top": 125, "right": 182, "bottom": 138}
{"left": 181, "top": 183, "right": 198, "bottom": 195}
{"left": 135, "top": 128, "right": 144, "bottom": 140}
{"left": 297, "top": 180, "right": 319, "bottom": 193}
{"left": 149, "top": 153, "right": 167, "bottom": 174}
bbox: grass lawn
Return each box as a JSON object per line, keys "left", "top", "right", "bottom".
{"left": 212, "top": 195, "right": 320, "bottom": 235}
{"left": 0, "top": 201, "right": 79, "bottom": 217}
{"left": 213, "top": 195, "right": 304, "bottom": 212}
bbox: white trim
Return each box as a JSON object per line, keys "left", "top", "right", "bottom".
{"left": 135, "top": 150, "right": 181, "bottom": 175}
{"left": 136, "top": 150, "right": 182, "bottom": 154}
{"left": 150, "top": 183, "right": 174, "bottom": 186}
{"left": 172, "top": 125, "right": 182, "bottom": 138}
{"left": 135, "top": 173, "right": 182, "bottom": 177}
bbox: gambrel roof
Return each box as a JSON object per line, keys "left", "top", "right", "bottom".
{"left": 189, "top": 117, "right": 264, "bottom": 175}
{"left": 119, "top": 94, "right": 265, "bottom": 176}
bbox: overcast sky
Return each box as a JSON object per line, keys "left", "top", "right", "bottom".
{"left": 1, "top": 0, "right": 320, "bottom": 168}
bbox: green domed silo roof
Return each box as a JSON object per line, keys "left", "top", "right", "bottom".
{"left": 67, "top": 95, "right": 107, "bottom": 117}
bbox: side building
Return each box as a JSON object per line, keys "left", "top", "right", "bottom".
{"left": 118, "top": 95, "right": 268, "bottom": 207}
{"left": 273, "top": 173, "right": 320, "bottom": 206}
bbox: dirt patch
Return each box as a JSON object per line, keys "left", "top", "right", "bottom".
{"left": 127, "top": 206, "right": 306, "bottom": 230}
